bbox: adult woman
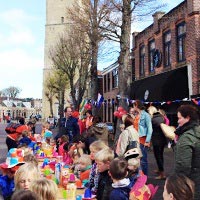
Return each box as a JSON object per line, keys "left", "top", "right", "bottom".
{"left": 116, "top": 114, "right": 139, "bottom": 157}
{"left": 133, "top": 100, "right": 153, "bottom": 175}
{"left": 148, "top": 106, "right": 167, "bottom": 179}
{"left": 163, "top": 173, "right": 194, "bottom": 200}
{"left": 174, "top": 104, "right": 200, "bottom": 199}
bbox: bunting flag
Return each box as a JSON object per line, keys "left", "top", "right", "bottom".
{"left": 97, "top": 93, "right": 104, "bottom": 108}
{"left": 78, "top": 95, "right": 200, "bottom": 109}
{"left": 79, "top": 99, "right": 87, "bottom": 113}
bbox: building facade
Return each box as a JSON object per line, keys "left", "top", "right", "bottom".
{"left": 131, "top": 0, "right": 200, "bottom": 120}
{"left": 101, "top": 62, "right": 119, "bottom": 122}
{"left": 42, "top": 0, "right": 76, "bottom": 119}
{"left": 0, "top": 97, "right": 42, "bottom": 121}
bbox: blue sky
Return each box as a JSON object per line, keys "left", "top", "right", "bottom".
{"left": 0, "top": 0, "right": 183, "bottom": 99}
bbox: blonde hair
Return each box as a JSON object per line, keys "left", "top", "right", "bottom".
{"left": 18, "top": 146, "right": 32, "bottom": 156}
{"left": 148, "top": 106, "right": 158, "bottom": 117}
{"left": 21, "top": 130, "right": 29, "bottom": 137}
{"left": 128, "top": 158, "right": 140, "bottom": 168}
{"left": 89, "top": 140, "right": 108, "bottom": 152}
{"left": 159, "top": 109, "right": 166, "bottom": 116}
{"left": 30, "top": 178, "right": 58, "bottom": 200}
{"left": 24, "top": 154, "right": 38, "bottom": 167}
{"left": 42, "top": 122, "right": 50, "bottom": 130}
{"left": 79, "top": 154, "right": 91, "bottom": 166}
{"left": 15, "top": 163, "right": 40, "bottom": 190}
{"left": 95, "top": 148, "right": 114, "bottom": 163}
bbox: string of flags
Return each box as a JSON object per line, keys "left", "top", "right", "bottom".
{"left": 79, "top": 95, "right": 200, "bottom": 112}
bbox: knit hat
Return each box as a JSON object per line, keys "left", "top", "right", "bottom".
{"left": 0, "top": 148, "right": 25, "bottom": 169}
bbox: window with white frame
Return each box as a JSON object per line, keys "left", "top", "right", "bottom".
{"left": 163, "top": 31, "right": 171, "bottom": 67}
{"left": 177, "top": 22, "right": 186, "bottom": 62}
{"left": 148, "top": 39, "right": 155, "bottom": 72}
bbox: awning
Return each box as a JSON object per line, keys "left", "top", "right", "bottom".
{"left": 130, "top": 66, "right": 189, "bottom": 102}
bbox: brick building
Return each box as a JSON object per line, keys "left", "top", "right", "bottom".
{"left": 131, "top": 0, "right": 200, "bottom": 122}
{"left": 101, "top": 62, "right": 119, "bottom": 122}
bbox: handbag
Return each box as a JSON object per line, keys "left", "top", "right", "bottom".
{"left": 160, "top": 123, "right": 176, "bottom": 140}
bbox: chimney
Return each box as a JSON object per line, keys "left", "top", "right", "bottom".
{"left": 152, "top": 12, "right": 165, "bottom": 33}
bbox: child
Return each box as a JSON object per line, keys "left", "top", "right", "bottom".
{"left": 30, "top": 178, "right": 58, "bottom": 200}
{"left": 11, "top": 190, "right": 38, "bottom": 200}
{"left": 58, "top": 135, "right": 69, "bottom": 156}
{"left": 23, "top": 154, "right": 38, "bottom": 167}
{"left": 19, "top": 130, "right": 32, "bottom": 146}
{"left": 41, "top": 122, "right": 51, "bottom": 138}
{"left": 14, "top": 163, "right": 40, "bottom": 191}
{"left": 76, "top": 154, "right": 92, "bottom": 185}
{"left": 87, "top": 140, "right": 108, "bottom": 194}
{"left": 95, "top": 147, "right": 114, "bottom": 200}
{"left": 125, "top": 155, "right": 158, "bottom": 200}
{"left": 0, "top": 148, "right": 25, "bottom": 199}
{"left": 109, "top": 158, "right": 133, "bottom": 200}
{"left": 43, "top": 130, "right": 53, "bottom": 145}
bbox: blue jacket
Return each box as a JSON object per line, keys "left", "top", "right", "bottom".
{"left": 0, "top": 175, "right": 14, "bottom": 199}
{"left": 19, "top": 136, "right": 32, "bottom": 145}
{"left": 110, "top": 178, "right": 133, "bottom": 200}
{"left": 138, "top": 110, "right": 153, "bottom": 143}
{"left": 60, "top": 116, "right": 80, "bottom": 142}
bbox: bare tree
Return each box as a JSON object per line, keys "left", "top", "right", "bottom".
{"left": 2, "top": 86, "right": 22, "bottom": 98}
{"left": 68, "top": 0, "right": 112, "bottom": 114}
{"left": 44, "top": 69, "right": 69, "bottom": 120}
{"left": 68, "top": 0, "right": 163, "bottom": 113}
{"left": 49, "top": 29, "right": 91, "bottom": 110}
{"left": 97, "top": 0, "right": 164, "bottom": 108}
{"left": 44, "top": 75, "right": 57, "bottom": 117}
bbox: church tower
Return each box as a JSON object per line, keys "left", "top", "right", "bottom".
{"left": 42, "top": 0, "right": 75, "bottom": 119}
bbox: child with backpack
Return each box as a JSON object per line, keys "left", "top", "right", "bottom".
{"left": 5, "top": 123, "right": 29, "bottom": 151}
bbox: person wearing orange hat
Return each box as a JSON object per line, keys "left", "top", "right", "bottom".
{"left": 0, "top": 148, "right": 25, "bottom": 199}
{"left": 6, "top": 125, "right": 29, "bottom": 151}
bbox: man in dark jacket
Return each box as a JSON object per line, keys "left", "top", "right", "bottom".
{"left": 59, "top": 107, "right": 80, "bottom": 143}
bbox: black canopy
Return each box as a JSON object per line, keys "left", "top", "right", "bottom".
{"left": 130, "top": 66, "right": 189, "bottom": 102}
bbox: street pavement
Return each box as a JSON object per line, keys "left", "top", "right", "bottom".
{"left": 0, "top": 122, "right": 174, "bottom": 199}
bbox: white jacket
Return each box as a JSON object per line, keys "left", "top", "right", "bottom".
{"left": 116, "top": 125, "right": 139, "bottom": 157}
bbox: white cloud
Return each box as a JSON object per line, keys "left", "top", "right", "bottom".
{"left": 0, "top": 7, "right": 44, "bottom": 98}
{"left": 0, "top": 48, "right": 43, "bottom": 70}
{"left": 0, "top": 8, "right": 37, "bottom": 29}
{"left": 0, "top": 30, "right": 35, "bottom": 48}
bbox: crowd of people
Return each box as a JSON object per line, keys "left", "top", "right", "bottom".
{"left": 0, "top": 101, "right": 200, "bottom": 200}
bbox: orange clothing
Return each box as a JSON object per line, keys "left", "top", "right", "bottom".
{"left": 80, "top": 169, "right": 91, "bottom": 182}
{"left": 139, "top": 136, "right": 146, "bottom": 145}
{"left": 133, "top": 116, "right": 140, "bottom": 131}
{"left": 7, "top": 125, "right": 29, "bottom": 141}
